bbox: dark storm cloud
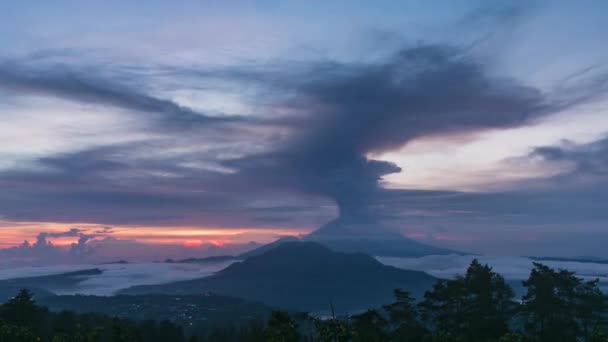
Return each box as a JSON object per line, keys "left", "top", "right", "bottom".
{"left": 531, "top": 136, "right": 608, "bottom": 177}
{"left": 43, "top": 228, "right": 86, "bottom": 238}
{"left": 0, "top": 146, "right": 134, "bottom": 193}
{"left": 382, "top": 186, "right": 608, "bottom": 226}
{"left": 0, "top": 143, "right": 334, "bottom": 227}
{"left": 0, "top": 60, "right": 247, "bottom": 128}
{"left": 0, "top": 42, "right": 606, "bottom": 231}
{"left": 220, "top": 44, "right": 595, "bottom": 221}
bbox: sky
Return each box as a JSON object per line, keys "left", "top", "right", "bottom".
{"left": 1, "top": 0, "right": 608, "bottom": 265}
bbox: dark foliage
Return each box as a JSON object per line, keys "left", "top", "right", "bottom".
{"left": 0, "top": 289, "right": 185, "bottom": 342}
{"left": 419, "top": 259, "right": 516, "bottom": 341}
{"left": 521, "top": 263, "right": 607, "bottom": 342}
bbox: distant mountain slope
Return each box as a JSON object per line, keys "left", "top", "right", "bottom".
{"left": 308, "top": 235, "right": 453, "bottom": 257}
{"left": 528, "top": 256, "right": 608, "bottom": 264}
{"left": 238, "top": 236, "right": 299, "bottom": 258}
{"left": 121, "top": 242, "right": 437, "bottom": 313}
{"left": 307, "top": 218, "right": 455, "bottom": 257}
{"left": 165, "top": 255, "right": 238, "bottom": 264}
{"left": 0, "top": 268, "right": 101, "bottom": 300}
{"left": 241, "top": 219, "right": 455, "bottom": 259}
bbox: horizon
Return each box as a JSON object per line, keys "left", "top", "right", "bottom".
{"left": 2, "top": 1, "right": 608, "bottom": 268}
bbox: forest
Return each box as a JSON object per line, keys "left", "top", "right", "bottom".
{"left": 1, "top": 260, "right": 606, "bottom": 342}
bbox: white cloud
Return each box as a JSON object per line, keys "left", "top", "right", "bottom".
{"left": 0, "top": 261, "right": 236, "bottom": 296}
{"left": 381, "top": 103, "right": 608, "bottom": 191}
{"left": 0, "top": 97, "right": 151, "bottom": 171}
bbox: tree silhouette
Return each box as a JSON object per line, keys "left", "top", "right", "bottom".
{"left": 462, "top": 259, "right": 515, "bottom": 340}
{"left": 350, "top": 309, "right": 388, "bottom": 341}
{"left": 522, "top": 263, "right": 608, "bottom": 342}
{"left": 589, "top": 329, "right": 608, "bottom": 342}
{"left": 0, "top": 319, "right": 37, "bottom": 342}
{"left": 576, "top": 279, "right": 607, "bottom": 341}
{"left": 382, "top": 289, "right": 426, "bottom": 340}
{"left": 264, "top": 310, "right": 300, "bottom": 342}
{"left": 316, "top": 318, "right": 352, "bottom": 342}
{"left": 3, "top": 289, "right": 39, "bottom": 327}
{"left": 522, "top": 263, "right": 580, "bottom": 341}
{"left": 420, "top": 259, "right": 515, "bottom": 341}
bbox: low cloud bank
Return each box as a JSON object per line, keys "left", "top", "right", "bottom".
{"left": 378, "top": 254, "right": 608, "bottom": 290}
{"left": 3, "top": 254, "right": 607, "bottom": 297}
{"left": 0, "top": 260, "right": 236, "bottom": 296}
{"left": 0, "top": 227, "right": 258, "bottom": 267}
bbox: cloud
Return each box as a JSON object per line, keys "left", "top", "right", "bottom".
{"left": 531, "top": 136, "right": 608, "bottom": 179}
{"left": 0, "top": 37, "right": 607, "bottom": 249}
{"left": 0, "top": 234, "right": 64, "bottom": 264}
{"left": 218, "top": 44, "right": 602, "bottom": 230}
{"left": 69, "top": 235, "right": 96, "bottom": 258}
{"left": 378, "top": 254, "right": 608, "bottom": 293}
{"left": 0, "top": 60, "right": 248, "bottom": 130}
{"left": 0, "top": 140, "right": 335, "bottom": 227}
{"left": 2, "top": 254, "right": 606, "bottom": 297}
{"left": 44, "top": 228, "right": 85, "bottom": 238}
{"left": 33, "top": 228, "right": 97, "bottom": 258}
{"left": 361, "top": 136, "right": 608, "bottom": 256}
{"left": 0, "top": 228, "right": 100, "bottom": 264}
{"left": 0, "top": 261, "right": 236, "bottom": 295}
{"left": 0, "top": 226, "right": 262, "bottom": 267}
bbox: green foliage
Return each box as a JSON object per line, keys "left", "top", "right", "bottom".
{"left": 0, "top": 288, "right": 186, "bottom": 342}
{"left": 264, "top": 310, "right": 300, "bottom": 342}
{"left": 420, "top": 259, "right": 515, "bottom": 341}
{"left": 576, "top": 279, "right": 608, "bottom": 341}
{"left": 316, "top": 318, "right": 353, "bottom": 342}
{"left": 383, "top": 289, "right": 426, "bottom": 340}
{"left": 419, "top": 275, "right": 468, "bottom": 333}
{"left": 2, "top": 288, "right": 40, "bottom": 327}
{"left": 462, "top": 259, "right": 516, "bottom": 340}
{"left": 350, "top": 309, "right": 388, "bottom": 341}
{"left": 589, "top": 329, "right": 608, "bottom": 342}
{"left": 498, "top": 332, "right": 527, "bottom": 342}
{"left": 521, "top": 262, "right": 607, "bottom": 341}
{"left": 424, "top": 330, "right": 467, "bottom": 342}
{"left": 0, "top": 319, "right": 38, "bottom": 341}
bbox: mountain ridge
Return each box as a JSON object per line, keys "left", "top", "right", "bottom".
{"left": 121, "top": 241, "right": 437, "bottom": 313}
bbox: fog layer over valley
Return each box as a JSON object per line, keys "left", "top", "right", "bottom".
{"left": 0, "top": 260, "right": 236, "bottom": 296}
{"left": 2, "top": 253, "right": 607, "bottom": 297}
{"left": 379, "top": 254, "right": 608, "bottom": 293}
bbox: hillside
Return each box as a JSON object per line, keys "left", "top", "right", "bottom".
{"left": 121, "top": 242, "right": 437, "bottom": 313}
{"left": 39, "top": 293, "right": 271, "bottom": 334}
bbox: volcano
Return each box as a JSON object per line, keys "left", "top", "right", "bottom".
{"left": 122, "top": 241, "right": 437, "bottom": 312}
{"left": 305, "top": 217, "right": 454, "bottom": 257}
{"left": 241, "top": 216, "right": 455, "bottom": 259}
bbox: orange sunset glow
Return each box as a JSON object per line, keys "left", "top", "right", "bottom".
{"left": 0, "top": 220, "right": 309, "bottom": 248}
